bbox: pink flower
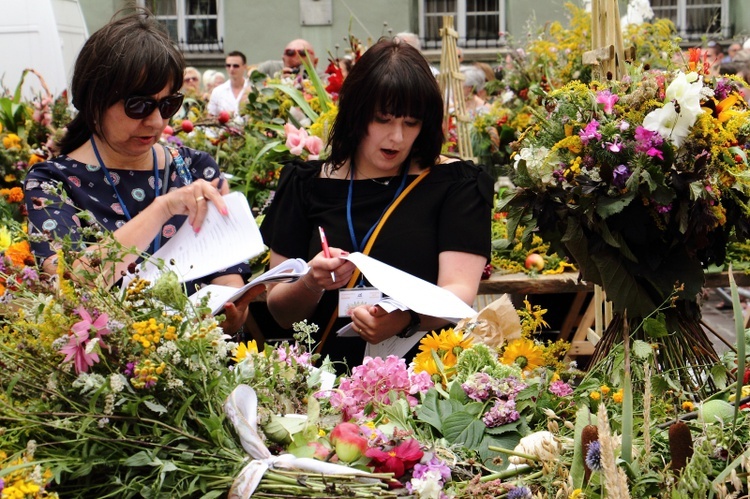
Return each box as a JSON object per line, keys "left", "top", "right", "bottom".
{"left": 330, "top": 422, "right": 369, "bottom": 462}
{"left": 579, "top": 120, "right": 602, "bottom": 144}
{"left": 366, "top": 438, "right": 424, "bottom": 478}
{"left": 596, "top": 89, "right": 619, "bottom": 114}
{"left": 327, "top": 356, "right": 433, "bottom": 420}
{"left": 60, "top": 307, "right": 110, "bottom": 374}
{"left": 606, "top": 136, "right": 623, "bottom": 153}
{"left": 284, "top": 123, "right": 308, "bottom": 156}
{"left": 305, "top": 135, "right": 324, "bottom": 160}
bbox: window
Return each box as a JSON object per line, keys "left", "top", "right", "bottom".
{"left": 650, "top": 0, "right": 730, "bottom": 40}
{"left": 419, "top": 0, "right": 506, "bottom": 50}
{"left": 139, "top": 0, "right": 223, "bottom": 53}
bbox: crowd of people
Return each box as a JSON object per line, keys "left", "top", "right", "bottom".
{"left": 21, "top": 8, "right": 750, "bottom": 369}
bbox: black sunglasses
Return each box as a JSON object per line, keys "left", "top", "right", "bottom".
{"left": 225, "top": 63, "right": 241, "bottom": 68}
{"left": 123, "top": 93, "right": 184, "bottom": 120}
{"left": 284, "top": 49, "right": 307, "bottom": 57}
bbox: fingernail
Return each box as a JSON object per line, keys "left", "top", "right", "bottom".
{"left": 341, "top": 251, "right": 349, "bottom": 256}
{"left": 194, "top": 226, "right": 200, "bottom": 234}
{"left": 221, "top": 207, "right": 228, "bottom": 216}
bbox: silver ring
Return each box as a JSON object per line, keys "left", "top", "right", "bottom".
{"left": 195, "top": 196, "right": 205, "bottom": 202}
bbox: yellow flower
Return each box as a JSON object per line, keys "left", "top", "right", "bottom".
{"left": 589, "top": 391, "right": 601, "bottom": 401}
{"left": 613, "top": 389, "right": 624, "bottom": 404}
{"left": 570, "top": 489, "right": 584, "bottom": 499}
{"left": 600, "top": 385, "right": 611, "bottom": 395}
{"left": 501, "top": 338, "right": 545, "bottom": 372}
{"left": 682, "top": 401, "right": 695, "bottom": 411}
{"left": 2, "top": 133, "right": 21, "bottom": 150}
{"left": 413, "top": 349, "right": 441, "bottom": 378}
{"left": 0, "top": 226, "right": 11, "bottom": 252}
{"left": 232, "top": 340, "right": 259, "bottom": 363}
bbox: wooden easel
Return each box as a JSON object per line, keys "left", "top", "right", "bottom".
{"left": 437, "top": 15, "right": 474, "bottom": 161}
{"left": 583, "top": 0, "right": 627, "bottom": 81}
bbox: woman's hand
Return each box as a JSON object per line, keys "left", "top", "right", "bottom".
{"left": 160, "top": 178, "right": 228, "bottom": 232}
{"left": 306, "top": 247, "right": 356, "bottom": 291}
{"left": 349, "top": 305, "right": 412, "bottom": 344}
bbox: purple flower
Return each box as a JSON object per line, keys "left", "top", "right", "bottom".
{"left": 462, "top": 372, "right": 496, "bottom": 401}
{"left": 585, "top": 440, "right": 602, "bottom": 470}
{"left": 124, "top": 362, "right": 136, "bottom": 377}
{"left": 612, "top": 164, "right": 632, "bottom": 188}
{"left": 483, "top": 399, "right": 520, "bottom": 427}
{"left": 549, "top": 380, "right": 574, "bottom": 397}
{"left": 167, "top": 135, "right": 184, "bottom": 147}
{"left": 507, "top": 486, "right": 532, "bottom": 499}
{"left": 579, "top": 120, "right": 602, "bottom": 144}
{"left": 714, "top": 79, "right": 732, "bottom": 100}
{"left": 21, "top": 266, "right": 39, "bottom": 283}
{"left": 596, "top": 89, "right": 619, "bottom": 114}
{"left": 412, "top": 456, "right": 452, "bottom": 482}
{"left": 656, "top": 203, "right": 672, "bottom": 214}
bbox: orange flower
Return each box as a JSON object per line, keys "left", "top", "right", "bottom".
{"left": 27, "top": 153, "right": 45, "bottom": 166}
{"left": 5, "top": 240, "right": 32, "bottom": 267}
{"left": 6, "top": 186, "right": 23, "bottom": 203}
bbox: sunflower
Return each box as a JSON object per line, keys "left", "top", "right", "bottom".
{"left": 501, "top": 338, "right": 544, "bottom": 372}
{"left": 412, "top": 349, "right": 441, "bottom": 379}
{"left": 417, "top": 328, "right": 473, "bottom": 369}
{"left": 232, "top": 340, "right": 260, "bottom": 363}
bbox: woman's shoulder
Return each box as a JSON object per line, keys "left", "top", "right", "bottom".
{"left": 433, "top": 156, "right": 489, "bottom": 179}
{"left": 26, "top": 155, "right": 82, "bottom": 179}
{"left": 278, "top": 158, "right": 326, "bottom": 183}
{"left": 430, "top": 156, "right": 494, "bottom": 202}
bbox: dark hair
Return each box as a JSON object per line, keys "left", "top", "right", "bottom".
{"left": 227, "top": 51, "right": 247, "bottom": 64}
{"left": 327, "top": 38, "right": 444, "bottom": 170}
{"left": 59, "top": 9, "right": 184, "bottom": 154}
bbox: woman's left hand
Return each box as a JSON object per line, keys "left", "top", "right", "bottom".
{"left": 349, "top": 305, "right": 411, "bottom": 344}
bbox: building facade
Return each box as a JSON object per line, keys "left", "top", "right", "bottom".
{"left": 76, "top": 0, "right": 750, "bottom": 73}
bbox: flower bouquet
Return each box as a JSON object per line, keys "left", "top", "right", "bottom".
{"left": 500, "top": 55, "right": 750, "bottom": 393}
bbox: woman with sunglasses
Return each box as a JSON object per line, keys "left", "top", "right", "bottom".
{"left": 23, "top": 10, "right": 252, "bottom": 334}
{"left": 259, "top": 38, "right": 493, "bottom": 368}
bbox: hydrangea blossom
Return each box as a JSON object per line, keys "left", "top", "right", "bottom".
{"left": 483, "top": 398, "right": 520, "bottom": 427}
{"left": 328, "top": 356, "right": 433, "bottom": 420}
{"left": 548, "top": 380, "right": 574, "bottom": 397}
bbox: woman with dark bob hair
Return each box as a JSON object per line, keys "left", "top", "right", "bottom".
{"left": 260, "top": 38, "right": 493, "bottom": 368}
{"left": 24, "top": 10, "right": 251, "bottom": 333}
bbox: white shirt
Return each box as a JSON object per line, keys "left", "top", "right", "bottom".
{"left": 207, "top": 79, "right": 250, "bottom": 116}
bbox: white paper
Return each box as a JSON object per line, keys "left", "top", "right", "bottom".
{"left": 137, "top": 192, "right": 265, "bottom": 283}
{"left": 190, "top": 258, "right": 309, "bottom": 314}
{"left": 342, "top": 252, "right": 476, "bottom": 322}
{"left": 335, "top": 323, "right": 427, "bottom": 360}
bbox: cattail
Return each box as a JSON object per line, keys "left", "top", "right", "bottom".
{"left": 669, "top": 421, "right": 693, "bottom": 475}
{"left": 581, "top": 424, "right": 599, "bottom": 484}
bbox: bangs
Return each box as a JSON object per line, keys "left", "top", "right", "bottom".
{"left": 101, "top": 26, "right": 183, "bottom": 105}
{"left": 373, "top": 72, "right": 431, "bottom": 120}
{"left": 371, "top": 60, "right": 437, "bottom": 121}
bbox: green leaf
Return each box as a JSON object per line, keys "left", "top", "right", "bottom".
{"left": 124, "top": 451, "right": 155, "bottom": 467}
{"left": 632, "top": 339, "right": 653, "bottom": 359}
{"left": 478, "top": 433, "right": 523, "bottom": 471}
{"left": 710, "top": 363, "right": 728, "bottom": 390}
{"left": 642, "top": 315, "right": 668, "bottom": 338}
{"left": 442, "top": 413, "right": 486, "bottom": 448}
{"left": 484, "top": 419, "right": 521, "bottom": 436}
{"left": 144, "top": 399, "right": 168, "bottom": 415}
{"left": 267, "top": 84, "right": 319, "bottom": 121}
{"left": 595, "top": 190, "right": 635, "bottom": 219}
{"left": 416, "top": 389, "right": 461, "bottom": 433}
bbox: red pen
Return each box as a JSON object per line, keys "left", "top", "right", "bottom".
{"left": 318, "top": 226, "right": 336, "bottom": 283}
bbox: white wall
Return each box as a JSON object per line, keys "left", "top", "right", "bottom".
{"left": 0, "top": 0, "right": 87, "bottom": 98}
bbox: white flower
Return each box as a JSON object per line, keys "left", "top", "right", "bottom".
{"left": 409, "top": 470, "right": 444, "bottom": 499}
{"left": 643, "top": 71, "right": 704, "bottom": 147}
{"left": 515, "top": 146, "right": 556, "bottom": 187}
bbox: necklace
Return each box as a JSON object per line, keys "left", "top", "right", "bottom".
{"left": 350, "top": 161, "right": 398, "bottom": 186}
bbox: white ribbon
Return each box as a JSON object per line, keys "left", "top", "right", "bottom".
{"left": 224, "top": 384, "right": 374, "bottom": 498}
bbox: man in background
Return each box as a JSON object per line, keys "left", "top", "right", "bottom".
{"left": 207, "top": 50, "right": 250, "bottom": 116}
